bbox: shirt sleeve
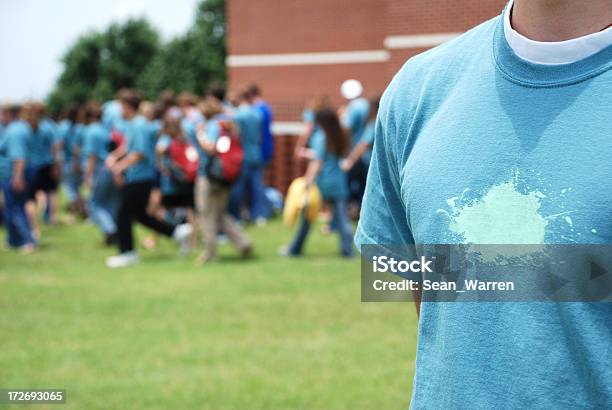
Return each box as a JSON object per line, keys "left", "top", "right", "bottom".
{"left": 7, "top": 128, "right": 27, "bottom": 161}
{"left": 354, "top": 111, "right": 414, "bottom": 249}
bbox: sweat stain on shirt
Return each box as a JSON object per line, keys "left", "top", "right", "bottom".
{"left": 438, "top": 171, "right": 549, "bottom": 244}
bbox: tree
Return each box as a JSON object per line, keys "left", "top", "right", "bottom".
{"left": 47, "top": 32, "right": 104, "bottom": 112}
{"left": 138, "top": 0, "right": 226, "bottom": 99}
{"left": 192, "top": 0, "right": 227, "bottom": 88}
{"left": 48, "top": 0, "right": 226, "bottom": 113}
{"left": 48, "top": 19, "right": 160, "bottom": 114}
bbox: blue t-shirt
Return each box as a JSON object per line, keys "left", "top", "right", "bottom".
{"left": 254, "top": 100, "right": 274, "bottom": 163}
{"left": 30, "top": 118, "right": 57, "bottom": 168}
{"left": 310, "top": 129, "right": 348, "bottom": 201}
{"left": 82, "top": 122, "right": 110, "bottom": 165}
{"left": 188, "top": 115, "right": 225, "bottom": 177}
{"left": 156, "top": 134, "right": 177, "bottom": 195}
{"left": 57, "top": 120, "right": 79, "bottom": 166}
{"left": 355, "top": 14, "right": 612, "bottom": 409}
{"left": 3, "top": 120, "right": 33, "bottom": 179}
{"left": 120, "top": 116, "right": 158, "bottom": 184}
{"left": 342, "top": 97, "right": 369, "bottom": 147}
{"left": 234, "top": 105, "right": 263, "bottom": 166}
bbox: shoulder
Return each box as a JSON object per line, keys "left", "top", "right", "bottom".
{"left": 379, "top": 17, "right": 498, "bottom": 145}
{"left": 384, "top": 17, "right": 498, "bottom": 105}
{"left": 7, "top": 121, "right": 29, "bottom": 137}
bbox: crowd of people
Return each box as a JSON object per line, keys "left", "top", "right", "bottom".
{"left": 0, "top": 80, "right": 378, "bottom": 267}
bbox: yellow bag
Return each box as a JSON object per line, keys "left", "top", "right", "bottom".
{"left": 283, "top": 177, "right": 322, "bottom": 228}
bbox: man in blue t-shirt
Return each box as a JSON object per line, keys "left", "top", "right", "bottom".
{"left": 105, "top": 90, "right": 192, "bottom": 268}
{"left": 0, "top": 104, "right": 13, "bottom": 227}
{"left": 340, "top": 80, "right": 370, "bottom": 208}
{"left": 1, "top": 104, "right": 35, "bottom": 251}
{"left": 228, "top": 88, "right": 269, "bottom": 225}
{"left": 82, "top": 102, "right": 118, "bottom": 245}
{"left": 356, "top": 0, "right": 612, "bottom": 408}
{"left": 248, "top": 84, "right": 274, "bottom": 164}
{"left": 27, "top": 103, "right": 61, "bottom": 228}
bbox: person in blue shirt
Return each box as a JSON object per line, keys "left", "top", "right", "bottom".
{"left": 340, "top": 95, "right": 379, "bottom": 175}
{"left": 192, "top": 97, "right": 252, "bottom": 263}
{"left": 155, "top": 116, "right": 196, "bottom": 210}
{"left": 294, "top": 96, "right": 331, "bottom": 161}
{"left": 355, "top": 1, "right": 612, "bottom": 407}
{"left": 283, "top": 107, "right": 353, "bottom": 257}
{"left": 340, "top": 83, "right": 370, "bottom": 210}
{"left": 0, "top": 104, "right": 15, "bottom": 227}
{"left": 105, "top": 89, "right": 192, "bottom": 268}
{"left": 57, "top": 105, "right": 86, "bottom": 220}
{"left": 248, "top": 84, "right": 274, "bottom": 165}
{"left": 82, "top": 101, "right": 118, "bottom": 246}
{"left": 228, "top": 89, "right": 269, "bottom": 225}
{"left": 27, "top": 103, "right": 61, "bottom": 230}
{"left": 1, "top": 104, "right": 35, "bottom": 251}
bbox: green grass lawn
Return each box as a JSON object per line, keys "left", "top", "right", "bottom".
{"left": 0, "top": 216, "right": 417, "bottom": 409}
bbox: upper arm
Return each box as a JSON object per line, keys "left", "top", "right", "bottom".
{"left": 8, "top": 131, "right": 27, "bottom": 160}
{"left": 354, "top": 101, "right": 413, "bottom": 248}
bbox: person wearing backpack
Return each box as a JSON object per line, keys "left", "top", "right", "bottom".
{"left": 156, "top": 116, "right": 198, "bottom": 210}
{"left": 153, "top": 116, "right": 198, "bottom": 252}
{"left": 192, "top": 97, "right": 252, "bottom": 264}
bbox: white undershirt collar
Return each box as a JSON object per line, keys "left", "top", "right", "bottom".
{"left": 504, "top": 0, "right": 612, "bottom": 65}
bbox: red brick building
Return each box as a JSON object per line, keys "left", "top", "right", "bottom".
{"left": 228, "top": 0, "right": 506, "bottom": 127}
{"left": 226, "top": 0, "right": 507, "bottom": 191}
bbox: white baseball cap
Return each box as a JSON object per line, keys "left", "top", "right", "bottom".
{"left": 340, "top": 79, "right": 363, "bottom": 100}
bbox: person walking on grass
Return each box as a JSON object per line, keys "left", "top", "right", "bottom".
{"left": 1, "top": 104, "right": 36, "bottom": 252}
{"left": 356, "top": 0, "right": 612, "bottom": 407}
{"left": 105, "top": 90, "right": 192, "bottom": 268}
{"left": 283, "top": 107, "right": 354, "bottom": 258}
{"left": 228, "top": 88, "right": 268, "bottom": 226}
{"left": 192, "top": 98, "right": 252, "bottom": 264}
{"left": 83, "top": 101, "right": 118, "bottom": 246}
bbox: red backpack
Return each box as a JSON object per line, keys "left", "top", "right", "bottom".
{"left": 205, "top": 120, "right": 244, "bottom": 186}
{"left": 168, "top": 138, "right": 199, "bottom": 183}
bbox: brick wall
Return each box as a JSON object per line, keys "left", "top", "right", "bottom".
{"left": 227, "top": 0, "right": 507, "bottom": 193}
{"left": 228, "top": 0, "right": 506, "bottom": 122}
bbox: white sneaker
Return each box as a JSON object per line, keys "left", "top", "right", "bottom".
{"left": 173, "top": 223, "right": 193, "bottom": 255}
{"left": 106, "top": 251, "right": 140, "bottom": 268}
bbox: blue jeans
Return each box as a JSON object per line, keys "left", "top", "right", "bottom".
{"left": 2, "top": 179, "right": 34, "bottom": 248}
{"left": 288, "top": 198, "right": 354, "bottom": 257}
{"left": 228, "top": 163, "right": 270, "bottom": 220}
{"left": 88, "top": 167, "right": 118, "bottom": 235}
